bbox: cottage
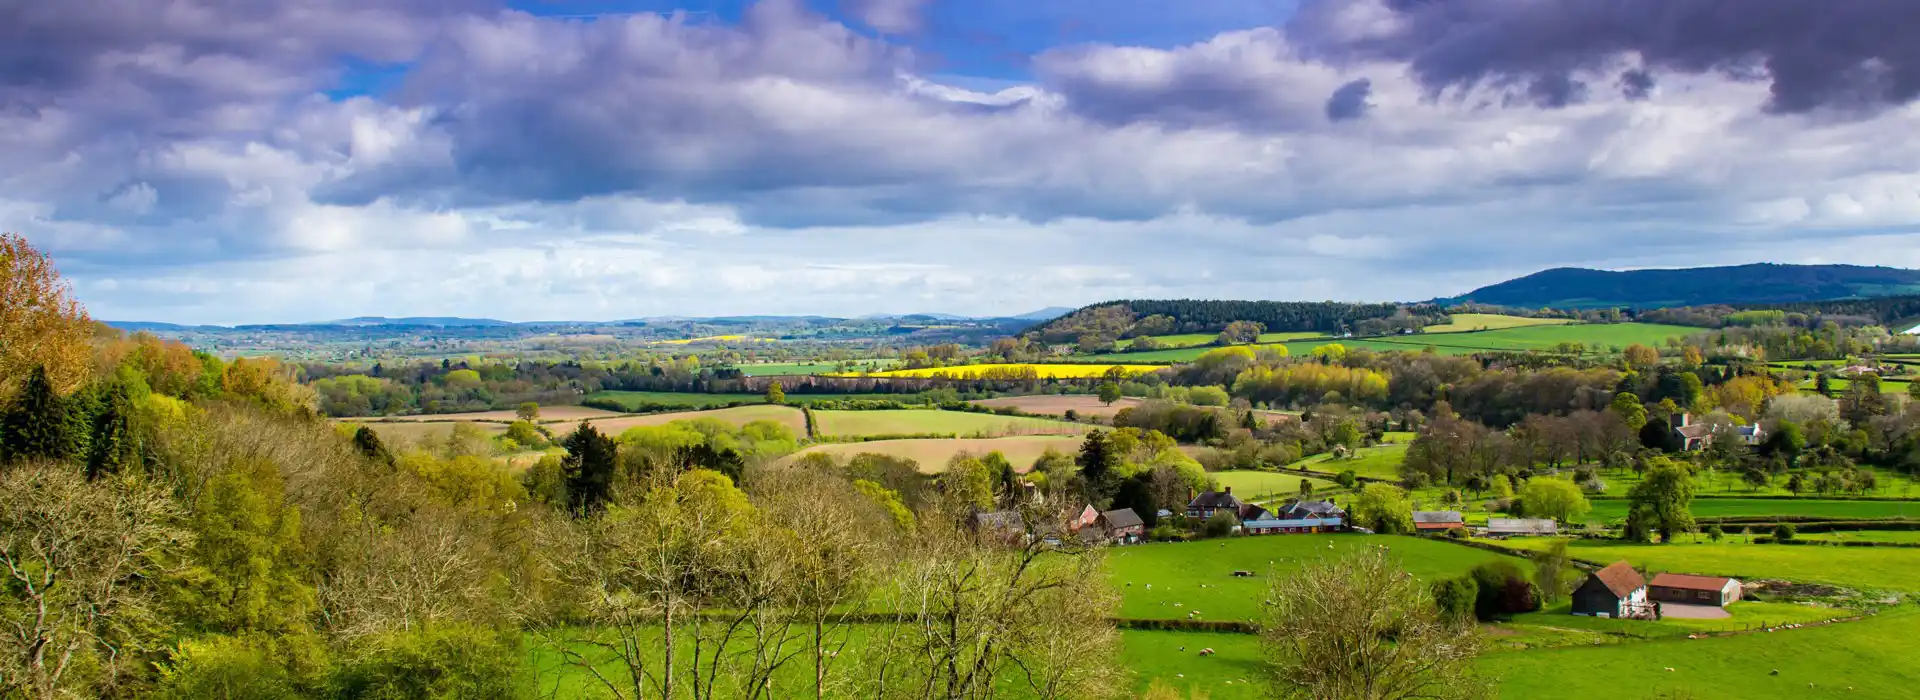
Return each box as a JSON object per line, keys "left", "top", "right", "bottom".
{"left": 1237, "top": 503, "right": 1272, "bottom": 522}
{"left": 1273, "top": 499, "right": 1345, "bottom": 520}
{"left": 1485, "top": 518, "right": 1558, "bottom": 538}
{"left": 1095, "top": 508, "right": 1145, "bottom": 544}
{"left": 1670, "top": 413, "right": 1765, "bottom": 451}
{"left": 1571, "top": 561, "right": 1651, "bottom": 619}
{"left": 1186, "top": 488, "right": 1247, "bottom": 520}
{"left": 1412, "top": 510, "right": 1465, "bottom": 534}
{"left": 1648, "top": 573, "right": 1743, "bottom": 607}
{"left": 1069, "top": 504, "right": 1100, "bottom": 533}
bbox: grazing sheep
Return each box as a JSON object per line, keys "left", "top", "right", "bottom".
{"left": 1664, "top": 668, "right": 1675, "bottom": 672}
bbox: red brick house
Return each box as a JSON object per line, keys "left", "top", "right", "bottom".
{"left": 1096, "top": 508, "right": 1145, "bottom": 544}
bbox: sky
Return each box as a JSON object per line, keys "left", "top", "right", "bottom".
{"left": 7, "top": 0, "right": 1920, "bottom": 325}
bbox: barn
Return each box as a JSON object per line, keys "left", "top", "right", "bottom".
{"left": 1648, "top": 573, "right": 1743, "bottom": 607}
{"left": 1570, "top": 560, "right": 1651, "bottom": 619}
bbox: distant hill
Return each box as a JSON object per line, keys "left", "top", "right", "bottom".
{"left": 1446, "top": 264, "right": 1920, "bottom": 309}
{"left": 1010, "top": 307, "right": 1074, "bottom": 321}
{"left": 323, "top": 316, "right": 514, "bottom": 327}
{"left": 106, "top": 321, "right": 209, "bottom": 332}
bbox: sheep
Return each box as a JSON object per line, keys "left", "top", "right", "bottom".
{"left": 1664, "top": 668, "right": 1675, "bottom": 672}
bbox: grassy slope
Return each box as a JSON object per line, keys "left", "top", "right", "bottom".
{"left": 1497, "top": 539, "right": 1920, "bottom": 593}
{"left": 810, "top": 409, "right": 1088, "bottom": 437}
{"left": 1486, "top": 607, "right": 1920, "bottom": 699}
{"left": 1585, "top": 498, "right": 1920, "bottom": 522}
{"left": 785, "top": 436, "right": 1085, "bottom": 473}
{"left": 1289, "top": 443, "right": 1408, "bottom": 481}
{"left": 583, "top": 391, "right": 765, "bottom": 408}
{"left": 1422, "top": 313, "right": 1574, "bottom": 333}
{"left": 549, "top": 405, "right": 809, "bottom": 438}
{"left": 1087, "top": 323, "right": 1696, "bottom": 364}
{"left": 1108, "top": 535, "right": 1518, "bottom": 621}
{"left": 1211, "top": 471, "right": 1343, "bottom": 502}
{"left": 855, "top": 363, "right": 1163, "bottom": 378}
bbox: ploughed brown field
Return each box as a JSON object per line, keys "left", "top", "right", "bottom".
{"left": 784, "top": 435, "right": 1085, "bottom": 472}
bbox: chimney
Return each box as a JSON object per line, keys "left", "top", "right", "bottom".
{"left": 1224, "top": 486, "right": 1232, "bottom": 495}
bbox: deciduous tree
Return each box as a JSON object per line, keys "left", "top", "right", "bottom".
{"left": 0, "top": 233, "right": 94, "bottom": 400}
{"left": 1626, "top": 458, "right": 1696, "bottom": 543}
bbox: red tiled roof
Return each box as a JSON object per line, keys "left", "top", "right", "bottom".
{"left": 1649, "top": 573, "right": 1736, "bottom": 592}
{"left": 1590, "top": 560, "right": 1646, "bottom": 598}
{"left": 1414, "top": 522, "right": 1465, "bottom": 530}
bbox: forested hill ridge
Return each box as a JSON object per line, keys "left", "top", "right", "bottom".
{"left": 1030, "top": 300, "right": 1446, "bottom": 344}
{"left": 1445, "top": 263, "right": 1920, "bottom": 309}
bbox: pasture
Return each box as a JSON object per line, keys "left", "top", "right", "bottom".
{"left": 1118, "top": 331, "right": 1327, "bottom": 350}
{"left": 1421, "top": 313, "right": 1574, "bottom": 333}
{"left": 784, "top": 436, "right": 1084, "bottom": 472}
{"left": 359, "top": 405, "right": 626, "bottom": 423}
{"left": 1585, "top": 498, "right": 1920, "bottom": 522}
{"left": 810, "top": 409, "right": 1089, "bottom": 438}
{"left": 1496, "top": 539, "right": 1920, "bottom": 593}
{"left": 1485, "top": 607, "right": 1920, "bottom": 699}
{"left": 849, "top": 363, "right": 1163, "bottom": 379}
{"left": 1290, "top": 443, "right": 1408, "bottom": 481}
{"left": 1107, "top": 535, "right": 1520, "bottom": 621}
{"left": 733, "top": 360, "right": 897, "bottom": 376}
{"left": 343, "top": 420, "right": 507, "bottom": 444}
{"left": 970, "top": 394, "right": 1139, "bottom": 418}
{"left": 1211, "top": 471, "right": 1343, "bottom": 502}
{"left": 548, "top": 405, "right": 808, "bottom": 438}
{"left": 583, "top": 390, "right": 764, "bottom": 409}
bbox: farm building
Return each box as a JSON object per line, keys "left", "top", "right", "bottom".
{"left": 966, "top": 510, "right": 1026, "bottom": 541}
{"left": 1185, "top": 488, "right": 1247, "bottom": 520}
{"left": 1412, "top": 511, "right": 1465, "bottom": 534}
{"left": 1648, "top": 573, "right": 1743, "bottom": 607}
{"left": 1068, "top": 504, "right": 1099, "bottom": 532}
{"left": 1670, "top": 413, "right": 1765, "bottom": 451}
{"left": 1095, "top": 508, "right": 1145, "bottom": 544}
{"left": 1241, "top": 515, "right": 1342, "bottom": 535}
{"left": 1485, "top": 518, "right": 1558, "bottom": 538}
{"left": 1571, "top": 560, "right": 1652, "bottom": 619}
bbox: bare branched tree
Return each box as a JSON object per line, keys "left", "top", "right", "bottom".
{"left": 1260, "top": 546, "right": 1490, "bottom": 700}
{"left": 0, "top": 464, "right": 190, "bottom": 699}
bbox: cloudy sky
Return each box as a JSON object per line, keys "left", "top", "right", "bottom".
{"left": 7, "top": 0, "right": 1920, "bottom": 324}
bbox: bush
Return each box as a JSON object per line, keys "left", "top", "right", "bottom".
{"left": 1431, "top": 576, "right": 1479, "bottom": 621}
{"left": 1468, "top": 561, "right": 1540, "bottom": 621}
{"left": 1334, "top": 470, "right": 1359, "bottom": 489}
{"left": 156, "top": 634, "right": 319, "bottom": 700}
{"left": 1203, "top": 510, "right": 1239, "bottom": 538}
{"left": 331, "top": 624, "right": 525, "bottom": 700}
{"left": 1772, "top": 523, "right": 1797, "bottom": 542}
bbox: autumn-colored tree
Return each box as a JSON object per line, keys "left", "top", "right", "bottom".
{"left": 765, "top": 381, "right": 786, "bottom": 405}
{"left": 0, "top": 233, "right": 94, "bottom": 399}
{"left": 1622, "top": 344, "right": 1660, "bottom": 370}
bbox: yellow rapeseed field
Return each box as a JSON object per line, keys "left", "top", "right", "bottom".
{"left": 839, "top": 363, "right": 1163, "bottom": 379}
{"left": 651, "top": 334, "right": 755, "bottom": 345}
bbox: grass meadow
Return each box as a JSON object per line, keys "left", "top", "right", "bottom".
{"left": 1421, "top": 313, "right": 1575, "bottom": 333}
{"left": 1585, "top": 498, "right": 1920, "bottom": 522}
{"left": 850, "top": 363, "right": 1164, "bottom": 379}
{"left": 1495, "top": 539, "right": 1920, "bottom": 593}
{"left": 1106, "top": 535, "right": 1520, "bottom": 621}
{"left": 1288, "top": 443, "right": 1408, "bottom": 481}
{"left": 784, "top": 436, "right": 1085, "bottom": 472}
{"left": 1484, "top": 606, "right": 1920, "bottom": 699}
{"left": 810, "top": 409, "right": 1088, "bottom": 438}
{"left": 1211, "top": 471, "right": 1344, "bottom": 502}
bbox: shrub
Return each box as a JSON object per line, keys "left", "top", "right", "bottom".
{"left": 1203, "top": 510, "right": 1239, "bottom": 538}
{"left": 1772, "top": 523, "right": 1797, "bottom": 542}
{"left": 1468, "top": 561, "right": 1539, "bottom": 621}
{"left": 1334, "top": 470, "right": 1359, "bottom": 489}
{"left": 330, "top": 624, "right": 524, "bottom": 700}
{"left": 1430, "top": 576, "right": 1479, "bottom": 621}
{"left": 156, "top": 634, "right": 317, "bottom": 700}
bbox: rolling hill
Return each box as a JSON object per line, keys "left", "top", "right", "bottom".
{"left": 1447, "top": 263, "right": 1920, "bottom": 309}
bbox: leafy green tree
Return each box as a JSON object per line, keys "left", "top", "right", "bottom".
{"left": 765, "top": 381, "right": 786, "bottom": 405}
{"left": 182, "top": 458, "right": 315, "bottom": 634}
{"left": 1351, "top": 483, "right": 1415, "bottom": 534}
{"left": 1609, "top": 392, "right": 1647, "bottom": 432}
{"left": 1096, "top": 381, "right": 1121, "bottom": 406}
{"left": 1431, "top": 576, "right": 1479, "bottom": 622}
{"left": 352, "top": 425, "right": 393, "bottom": 466}
{"left": 1772, "top": 523, "right": 1797, "bottom": 542}
{"left": 941, "top": 456, "right": 995, "bottom": 510}
{"left": 1518, "top": 478, "right": 1590, "bottom": 524}
{"left": 0, "top": 366, "right": 75, "bottom": 464}
{"left": 84, "top": 381, "right": 139, "bottom": 480}
{"left": 1532, "top": 540, "right": 1573, "bottom": 604}
{"left": 1298, "top": 478, "right": 1313, "bottom": 498}
{"left": 1334, "top": 470, "right": 1358, "bottom": 489}
{"left": 1469, "top": 561, "right": 1540, "bottom": 620}
{"left": 330, "top": 624, "right": 524, "bottom": 700}
{"left": 1815, "top": 373, "right": 1833, "bottom": 397}
{"left": 515, "top": 402, "right": 540, "bottom": 422}
{"left": 562, "top": 423, "right": 618, "bottom": 516}
{"left": 1625, "top": 458, "right": 1696, "bottom": 543}
{"left": 1707, "top": 524, "right": 1724, "bottom": 542}
{"left": 1489, "top": 474, "right": 1514, "bottom": 501}
{"left": 1076, "top": 430, "right": 1120, "bottom": 506}
{"left": 981, "top": 451, "right": 1018, "bottom": 502}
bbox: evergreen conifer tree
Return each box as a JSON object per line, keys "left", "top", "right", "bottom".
{"left": 1, "top": 366, "right": 73, "bottom": 463}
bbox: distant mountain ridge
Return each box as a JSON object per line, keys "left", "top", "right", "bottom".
{"left": 1445, "top": 263, "right": 1920, "bottom": 309}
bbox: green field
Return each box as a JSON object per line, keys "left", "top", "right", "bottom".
{"left": 1107, "top": 535, "right": 1519, "bottom": 621}
{"left": 1589, "top": 465, "right": 1920, "bottom": 500}
{"left": 1586, "top": 498, "right": 1920, "bottom": 522}
{"left": 810, "top": 409, "right": 1088, "bottom": 438}
{"left": 1496, "top": 539, "right": 1920, "bottom": 593}
{"left": 1289, "top": 443, "right": 1408, "bottom": 481}
{"left": 584, "top": 391, "right": 923, "bottom": 410}
{"left": 1211, "top": 471, "right": 1344, "bottom": 502}
{"left": 733, "top": 360, "right": 897, "bottom": 376}
{"left": 1090, "top": 323, "right": 1695, "bottom": 364}
{"left": 1120, "top": 331, "right": 1329, "bottom": 351}
{"left": 1423, "top": 313, "right": 1574, "bottom": 333}
{"left": 1794, "top": 530, "right": 1920, "bottom": 544}
{"left": 1486, "top": 607, "right": 1920, "bottom": 699}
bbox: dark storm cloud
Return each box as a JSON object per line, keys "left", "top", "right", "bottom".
{"left": 1291, "top": 0, "right": 1920, "bottom": 113}
{"left": 1618, "top": 68, "right": 1655, "bottom": 101}
{"left": 1031, "top": 29, "right": 1341, "bottom": 131}
{"left": 1324, "top": 77, "right": 1372, "bottom": 121}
